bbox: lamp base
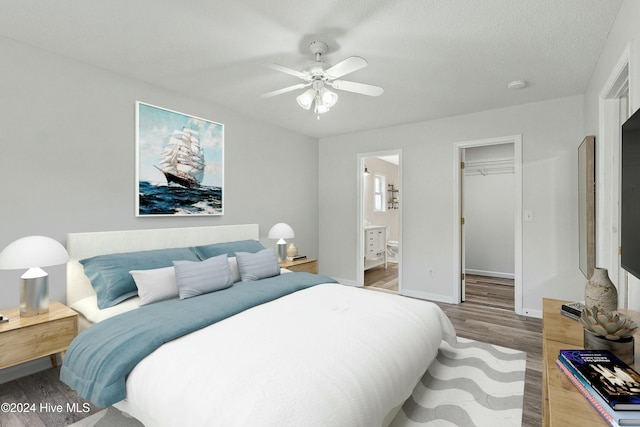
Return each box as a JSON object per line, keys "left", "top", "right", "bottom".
{"left": 20, "top": 276, "right": 49, "bottom": 317}
{"left": 276, "top": 243, "right": 287, "bottom": 262}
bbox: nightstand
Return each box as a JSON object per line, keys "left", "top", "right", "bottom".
{"left": 279, "top": 258, "right": 318, "bottom": 274}
{"left": 0, "top": 301, "right": 78, "bottom": 369}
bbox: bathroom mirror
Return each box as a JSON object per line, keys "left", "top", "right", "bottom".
{"left": 578, "top": 135, "right": 595, "bottom": 279}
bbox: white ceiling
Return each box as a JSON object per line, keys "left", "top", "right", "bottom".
{"left": 0, "top": 0, "right": 622, "bottom": 138}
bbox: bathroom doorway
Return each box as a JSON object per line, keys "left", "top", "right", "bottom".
{"left": 357, "top": 150, "right": 401, "bottom": 293}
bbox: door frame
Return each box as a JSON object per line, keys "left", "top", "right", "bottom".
{"left": 453, "top": 135, "right": 523, "bottom": 314}
{"left": 598, "top": 40, "right": 640, "bottom": 309}
{"left": 357, "top": 149, "right": 402, "bottom": 292}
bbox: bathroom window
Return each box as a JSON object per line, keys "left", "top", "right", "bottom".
{"left": 374, "top": 174, "right": 386, "bottom": 212}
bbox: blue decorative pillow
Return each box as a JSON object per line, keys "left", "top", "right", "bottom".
{"left": 192, "top": 240, "right": 265, "bottom": 260}
{"left": 80, "top": 247, "right": 199, "bottom": 309}
{"left": 173, "top": 255, "right": 233, "bottom": 299}
{"left": 235, "top": 248, "right": 280, "bottom": 282}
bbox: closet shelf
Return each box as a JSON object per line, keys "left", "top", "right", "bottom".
{"left": 464, "top": 158, "right": 514, "bottom": 176}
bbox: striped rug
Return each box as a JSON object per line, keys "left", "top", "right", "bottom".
{"left": 390, "top": 337, "right": 527, "bottom": 427}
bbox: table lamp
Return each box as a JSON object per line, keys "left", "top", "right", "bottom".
{"left": 0, "top": 236, "right": 69, "bottom": 317}
{"left": 268, "top": 223, "right": 295, "bottom": 262}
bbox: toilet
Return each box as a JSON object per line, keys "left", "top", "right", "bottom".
{"left": 387, "top": 240, "right": 398, "bottom": 262}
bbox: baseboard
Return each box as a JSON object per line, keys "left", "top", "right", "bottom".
{"left": 521, "top": 307, "right": 543, "bottom": 319}
{"left": 0, "top": 356, "right": 56, "bottom": 384}
{"left": 465, "top": 269, "right": 515, "bottom": 279}
{"left": 401, "top": 289, "right": 457, "bottom": 304}
{"left": 333, "top": 277, "right": 360, "bottom": 287}
{"left": 335, "top": 278, "right": 454, "bottom": 305}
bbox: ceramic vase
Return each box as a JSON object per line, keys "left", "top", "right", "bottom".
{"left": 585, "top": 267, "right": 617, "bottom": 313}
{"left": 584, "top": 330, "right": 635, "bottom": 365}
{"left": 287, "top": 243, "right": 298, "bottom": 258}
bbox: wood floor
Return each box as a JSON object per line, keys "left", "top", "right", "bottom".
{"left": 1, "top": 272, "right": 542, "bottom": 427}
{"left": 364, "top": 262, "right": 399, "bottom": 291}
{"left": 0, "top": 367, "right": 100, "bottom": 426}
{"left": 464, "top": 273, "right": 515, "bottom": 311}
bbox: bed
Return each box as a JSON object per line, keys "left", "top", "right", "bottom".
{"left": 61, "top": 224, "right": 457, "bottom": 427}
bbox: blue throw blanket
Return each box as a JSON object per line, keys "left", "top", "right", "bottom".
{"left": 60, "top": 272, "right": 337, "bottom": 407}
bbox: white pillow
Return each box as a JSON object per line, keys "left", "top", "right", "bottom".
{"left": 173, "top": 254, "right": 233, "bottom": 299}
{"left": 228, "top": 256, "right": 241, "bottom": 283}
{"left": 130, "top": 266, "right": 178, "bottom": 306}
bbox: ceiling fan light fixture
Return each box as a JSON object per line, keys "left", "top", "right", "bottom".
{"left": 296, "top": 89, "right": 315, "bottom": 110}
{"left": 321, "top": 89, "right": 338, "bottom": 108}
{"left": 314, "top": 98, "right": 330, "bottom": 115}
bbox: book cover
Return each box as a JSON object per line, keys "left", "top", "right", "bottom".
{"left": 561, "top": 301, "right": 585, "bottom": 317}
{"left": 556, "top": 359, "right": 619, "bottom": 426}
{"left": 560, "top": 310, "right": 580, "bottom": 321}
{"left": 560, "top": 349, "right": 640, "bottom": 410}
{"left": 557, "top": 358, "right": 640, "bottom": 425}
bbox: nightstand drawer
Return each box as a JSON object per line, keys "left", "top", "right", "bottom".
{"left": 279, "top": 259, "right": 318, "bottom": 274}
{"left": 0, "top": 301, "right": 78, "bottom": 369}
{"left": 0, "top": 317, "right": 76, "bottom": 368}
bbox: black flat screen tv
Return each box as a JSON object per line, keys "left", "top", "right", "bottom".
{"left": 621, "top": 108, "right": 640, "bottom": 280}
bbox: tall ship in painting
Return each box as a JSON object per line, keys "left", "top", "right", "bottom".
{"left": 155, "top": 128, "right": 205, "bottom": 188}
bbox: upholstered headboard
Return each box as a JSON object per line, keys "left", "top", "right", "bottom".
{"left": 66, "top": 224, "right": 259, "bottom": 307}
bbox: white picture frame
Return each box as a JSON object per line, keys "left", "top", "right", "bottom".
{"left": 135, "top": 101, "right": 224, "bottom": 216}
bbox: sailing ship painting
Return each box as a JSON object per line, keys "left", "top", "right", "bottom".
{"left": 136, "top": 102, "right": 224, "bottom": 216}
{"left": 154, "top": 128, "right": 205, "bottom": 188}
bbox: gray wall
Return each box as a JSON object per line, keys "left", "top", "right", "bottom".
{"left": 0, "top": 37, "right": 319, "bottom": 311}
{"left": 319, "top": 95, "right": 586, "bottom": 315}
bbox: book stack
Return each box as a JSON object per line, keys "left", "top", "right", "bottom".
{"left": 561, "top": 301, "right": 586, "bottom": 321}
{"left": 557, "top": 349, "right": 640, "bottom": 426}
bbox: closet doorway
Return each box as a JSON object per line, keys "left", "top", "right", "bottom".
{"left": 357, "top": 150, "right": 402, "bottom": 293}
{"left": 453, "top": 136, "right": 523, "bottom": 314}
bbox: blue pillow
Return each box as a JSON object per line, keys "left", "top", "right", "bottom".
{"left": 80, "top": 247, "right": 199, "bottom": 309}
{"left": 173, "top": 255, "right": 234, "bottom": 299}
{"left": 235, "top": 248, "right": 280, "bottom": 282}
{"left": 192, "top": 240, "right": 265, "bottom": 260}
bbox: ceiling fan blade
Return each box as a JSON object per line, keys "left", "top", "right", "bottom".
{"left": 260, "top": 83, "right": 311, "bottom": 98}
{"left": 329, "top": 80, "right": 384, "bottom": 96}
{"left": 326, "top": 56, "right": 368, "bottom": 79}
{"left": 266, "top": 63, "right": 309, "bottom": 80}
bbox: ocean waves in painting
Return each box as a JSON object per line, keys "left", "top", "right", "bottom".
{"left": 138, "top": 181, "right": 222, "bottom": 215}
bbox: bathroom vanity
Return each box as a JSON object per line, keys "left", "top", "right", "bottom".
{"left": 364, "top": 226, "right": 387, "bottom": 270}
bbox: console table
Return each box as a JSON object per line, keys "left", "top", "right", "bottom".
{"left": 542, "top": 298, "right": 640, "bottom": 426}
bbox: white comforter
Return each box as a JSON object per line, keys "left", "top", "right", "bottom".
{"left": 116, "top": 284, "right": 456, "bottom": 427}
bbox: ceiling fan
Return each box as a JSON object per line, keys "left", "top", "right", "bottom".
{"left": 261, "top": 41, "right": 384, "bottom": 118}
